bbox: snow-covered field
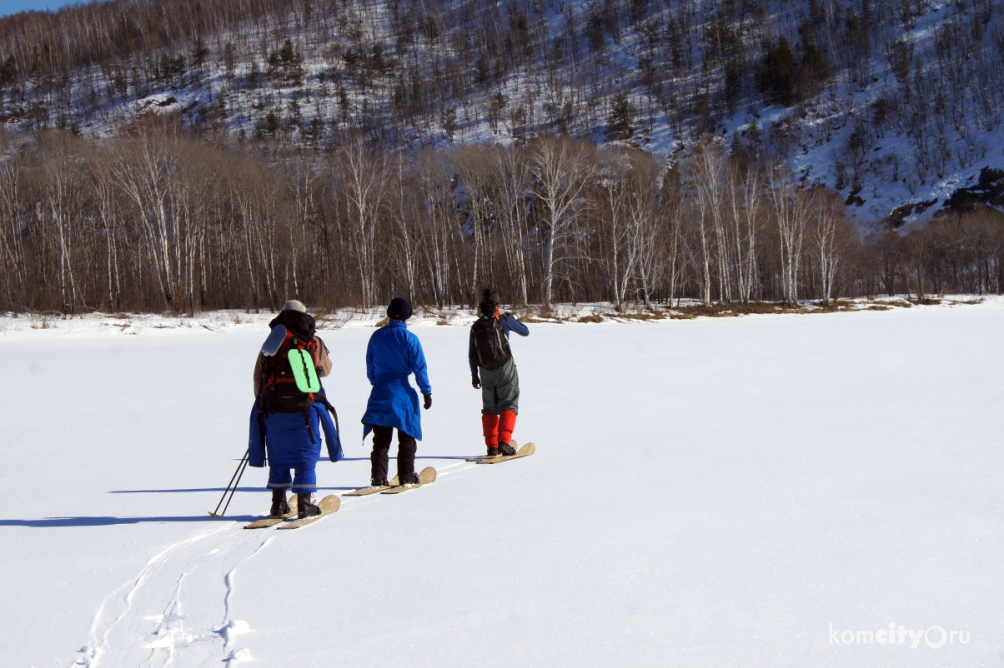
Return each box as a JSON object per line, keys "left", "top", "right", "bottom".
{"left": 2, "top": 300, "right": 1002, "bottom": 667}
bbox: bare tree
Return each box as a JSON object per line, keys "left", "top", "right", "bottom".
{"left": 387, "top": 149, "right": 418, "bottom": 297}
{"left": 529, "top": 134, "right": 596, "bottom": 306}
{"left": 809, "top": 186, "right": 852, "bottom": 305}
{"left": 490, "top": 144, "right": 533, "bottom": 305}
{"left": 624, "top": 151, "right": 663, "bottom": 309}
{"left": 770, "top": 164, "right": 812, "bottom": 306}
{"left": 451, "top": 144, "right": 494, "bottom": 299}
{"left": 285, "top": 155, "right": 320, "bottom": 299}
{"left": 685, "top": 137, "right": 728, "bottom": 306}
{"left": 108, "top": 135, "right": 178, "bottom": 309}
{"left": 595, "top": 145, "right": 659, "bottom": 308}
{"left": 224, "top": 150, "right": 284, "bottom": 309}
{"left": 338, "top": 136, "right": 389, "bottom": 309}
{"left": 40, "top": 135, "right": 85, "bottom": 313}
{"left": 595, "top": 146, "right": 634, "bottom": 307}
{"left": 725, "top": 161, "right": 765, "bottom": 303}
{"left": 89, "top": 150, "right": 124, "bottom": 311}
{"left": 413, "top": 146, "right": 463, "bottom": 307}
{"left": 0, "top": 134, "right": 28, "bottom": 309}
{"left": 654, "top": 167, "right": 686, "bottom": 307}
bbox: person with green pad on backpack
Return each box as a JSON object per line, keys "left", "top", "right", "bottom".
{"left": 249, "top": 299, "right": 342, "bottom": 519}
{"left": 470, "top": 289, "right": 530, "bottom": 457}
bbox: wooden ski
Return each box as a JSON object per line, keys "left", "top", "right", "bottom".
{"left": 466, "top": 440, "right": 520, "bottom": 462}
{"left": 243, "top": 494, "right": 299, "bottom": 529}
{"left": 476, "top": 442, "right": 535, "bottom": 464}
{"left": 343, "top": 475, "right": 400, "bottom": 496}
{"left": 276, "top": 494, "right": 341, "bottom": 530}
{"left": 381, "top": 466, "right": 437, "bottom": 494}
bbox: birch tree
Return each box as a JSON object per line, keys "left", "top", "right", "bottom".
{"left": 41, "top": 136, "right": 84, "bottom": 313}
{"left": 286, "top": 154, "right": 321, "bottom": 300}
{"left": 770, "top": 164, "right": 812, "bottom": 306}
{"left": 726, "top": 162, "right": 765, "bottom": 303}
{"left": 339, "top": 136, "right": 388, "bottom": 309}
{"left": 387, "top": 149, "right": 418, "bottom": 298}
{"left": 89, "top": 153, "right": 124, "bottom": 311}
{"left": 810, "top": 186, "right": 855, "bottom": 305}
{"left": 624, "top": 152, "right": 662, "bottom": 309}
{"left": 109, "top": 135, "right": 178, "bottom": 309}
{"left": 490, "top": 144, "right": 532, "bottom": 305}
{"left": 451, "top": 145, "right": 494, "bottom": 299}
{"left": 596, "top": 147, "right": 636, "bottom": 308}
{"left": 0, "top": 136, "right": 28, "bottom": 309}
{"left": 685, "top": 139, "right": 726, "bottom": 306}
{"left": 414, "top": 147, "right": 463, "bottom": 307}
{"left": 596, "top": 145, "right": 657, "bottom": 308}
{"left": 529, "top": 135, "right": 596, "bottom": 306}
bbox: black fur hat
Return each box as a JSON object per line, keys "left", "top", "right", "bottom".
{"left": 269, "top": 309, "right": 316, "bottom": 340}
{"left": 479, "top": 288, "right": 500, "bottom": 315}
{"left": 387, "top": 296, "right": 413, "bottom": 321}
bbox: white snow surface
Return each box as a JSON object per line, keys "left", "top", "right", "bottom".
{"left": 2, "top": 300, "right": 1002, "bottom": 667}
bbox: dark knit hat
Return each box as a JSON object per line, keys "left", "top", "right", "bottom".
{"left": 387, "top": 297, "right": 413, "bottom": 321}
{"left": 479, "top": 288, "right": 500, "bottom": 315}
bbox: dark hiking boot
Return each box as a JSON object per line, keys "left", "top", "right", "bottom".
{"left": 297, "top": 493, "right": 321, "bottom": 518}
{"left": 498, "top": 442, "right": 516, "bottom": 457}
{"left": 486, "top": 446, "right": 499, "bottom": 457}
{"left": 400, "top": 472, "right": 420, "bottom": 486}
{"left": 269, "top": 489, "right": 290, "bottom": 516}
{"left": 371, "top": 477, "right": 390, "bottom": 487}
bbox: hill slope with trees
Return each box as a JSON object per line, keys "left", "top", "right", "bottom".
{"left": 0, "top": 0, "right": 1002, "bottom": 313}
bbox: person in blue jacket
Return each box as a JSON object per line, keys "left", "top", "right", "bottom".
{"left": 362, "top": 297, "right": 432, "bottom": 486}
{"left": 249, "top": 300, "right": 342, "bottom": 518}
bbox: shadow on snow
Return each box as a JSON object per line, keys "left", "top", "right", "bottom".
{"left": 0, "top": 514, "right": 261, "bottom": 527}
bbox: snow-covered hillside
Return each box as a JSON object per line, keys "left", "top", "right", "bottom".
{"left": 2, "top": 300, "right": 1001, "bottom": 667}
{"left": 2, "top": 0, "right": 1002, "bottom": 223}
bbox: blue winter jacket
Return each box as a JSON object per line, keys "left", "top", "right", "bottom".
{"left": 361, "top": 320, "right": 432, "bottom": 441}
{"left": 248, "top": 396, "right": 343, "bottom": 468}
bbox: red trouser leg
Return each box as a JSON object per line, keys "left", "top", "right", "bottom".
{"left": 498, "top": 410, "right": 517, "bottom": 446}
{"left": 482, "top": 413, "right": 500, "bottom": 448}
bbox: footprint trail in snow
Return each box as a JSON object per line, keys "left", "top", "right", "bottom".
{"left": 72, "top": 523, "right": 271, "bottom": 668}
{"left": 70, "top": 459, "right": 476, "bottom": 667}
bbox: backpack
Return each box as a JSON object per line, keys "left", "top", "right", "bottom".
{"left": 260, "top": 327, "right": 322, "bottom": 414}
{"left": 471, "top": 316, "right": 512, "bottom": 370}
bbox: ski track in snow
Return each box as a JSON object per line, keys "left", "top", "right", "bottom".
{"left": 69, "top": 519, "right": 281, "bottom": 668}
{"left": 70, "top": 458, "right": 478, "bottom": 667}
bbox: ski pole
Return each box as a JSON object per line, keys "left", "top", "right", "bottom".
{"left": 218, "top": 455, "right": 249, "bottom": 517}
{"left": 210, "top": 448, "right": 249, "bottom": 517}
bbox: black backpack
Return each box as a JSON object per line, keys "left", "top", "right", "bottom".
{"left": 472, "top": 316, "right": 512, "bottom": 370}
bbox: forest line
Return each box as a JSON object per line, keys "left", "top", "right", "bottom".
{"left": 1, "top": 127, "right": 1002, "bottom": 315}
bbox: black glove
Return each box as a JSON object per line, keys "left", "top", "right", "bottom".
{"left": 472, "top": 376, "right": 481, "bottom": 390}
{"left": 423, "top": 394, "right": 432, "bottom": 410}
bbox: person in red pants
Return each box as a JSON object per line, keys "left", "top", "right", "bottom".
{"left": 469, "top": 289, "right": 530, "bottom": 456}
